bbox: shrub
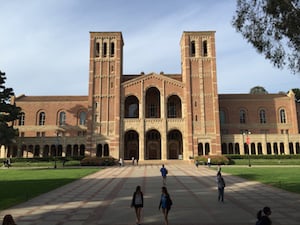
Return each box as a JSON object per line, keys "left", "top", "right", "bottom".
{"left": 80, "top": 156, "right": 117, "bottom": 166}
{"left": 194, "top": 155, "right": 229, "bottom": 165}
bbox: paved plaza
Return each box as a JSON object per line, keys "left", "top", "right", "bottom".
{"left": 1, "top": 162, "right": 300, "bottom": 225}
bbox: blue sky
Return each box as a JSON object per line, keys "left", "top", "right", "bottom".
{"left": 1, "top": 0, "right": 299, "bottom": 96}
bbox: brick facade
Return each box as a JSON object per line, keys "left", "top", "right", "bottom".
{"left": 1, "top": 31, "right": 300, "bottom": 159}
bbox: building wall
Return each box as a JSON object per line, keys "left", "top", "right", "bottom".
{"left": 1, "top": 31, "right": 300, "bottom": 159}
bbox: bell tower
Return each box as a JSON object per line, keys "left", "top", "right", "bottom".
{"left": 180, "top": 31, "right": 221, "bottom": 157}
{"left": 87, "top": 32, "right": 123, "bottom": 157}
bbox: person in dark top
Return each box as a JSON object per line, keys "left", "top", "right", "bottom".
{"left": 131, "top": 185, "right": 144, "bottom": 225}
{"left": 256, "top": 206, "right": 272, "bottom": 225}
{"left": 160, "top": 164, "right": 168, "bottom": 185}
{"left": 158, "top": 186, "right": 173, "bottom": 225}
{"left": 216, "top": 171, "right": 225, "bottom": 202}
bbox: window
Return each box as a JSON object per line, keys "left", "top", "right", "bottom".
{"left": 190, "top": 40, "right": 195, "bottom": 57}
{"left": 259, "top": 109, "right": 266, "bottom": 123}
{"left": 149, "top": 104, "right": 157, "bottom": 118}
{"left": 110, "top": 42, "right": 115, "bottom": 57}
{"left": 203, "top": 40, "right": 208, "bottom": 56}
{"left": 103, "top": 42, "right": 107, "bottom": 57}
{"left": 128, "top": 104, "right": 138, "bottom": 118}
{"left": 219, "top": 110, "right": 226, "bottom": 124}
{"left": 280, "top": 109, "right": 286, "bottom": 123}
{"left": 38, "top": 112, "right": 46, "bottom": 126}
{"left": 167, "top": 101, "right": 176, "bottom": 118}
{"left": 18, "top": 112, "right": 25, "bottom": 126}
{"left": 95, "top": 42, "right": 100, "bottom": 57}
{"left": 79, "top": 111, "right": 87, "bottom": 125}
{"left": 59, "top": 112, "right": 66, "bottom": 126}
{"left": 239, "top": 110, "right": 246, "bottom": 124}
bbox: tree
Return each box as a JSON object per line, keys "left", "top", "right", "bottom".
{"left": 232, "top": 0, "right": 300, "bottom": 74}
{"left": 250, "top": 86, "right": 268, "bottom": 94}
{"left": 0, "top": 70, "right": 21, "bottom": 148}
{"left": 291, "top": 88, "right": 300, "bottom": 100}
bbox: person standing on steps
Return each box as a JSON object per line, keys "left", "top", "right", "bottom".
{"left": 160, "top": 164, "right": 168, "bottom": 185}
{"left": 216, "top": 171, "right": 226, "bottom": 202}
{"left": 131, "top": 185, "right": 144, "bottom": 225}
{"left": 158, "top": 186, "right": 173, "bottom": 225}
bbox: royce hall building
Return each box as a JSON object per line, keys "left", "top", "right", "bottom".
{"left": 2, "top": 31, "right": 300, "bottom": 160}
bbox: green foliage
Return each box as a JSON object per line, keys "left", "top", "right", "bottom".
{"left": 80, "top": 156, "right": 117, "bottom": 166}
{"left": 194, "top": 155, "right": 229, "bottom": 165}
{"left": 0, "top": 70, "right": 21, "bottom": 147}
{"left": 291, "top": 88, "right": 300, "bottom": 101}
{"left": 0, "top": 168, "right": 99, "bottom": 210}
{"left": 232, "top": 0, "right": 300, "bottom": 74}
{"left": 250, "top": 86, "right": 268, "bottom": 94}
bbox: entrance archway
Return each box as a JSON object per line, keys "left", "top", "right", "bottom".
{"left": 124, "top": 130, "right": 139, "bottom": 160}
{"left": 146, "top": 129, "right": 161, "bottom": 159}
{"left": 167, "top": 130, "right": 183, "bottom": 159}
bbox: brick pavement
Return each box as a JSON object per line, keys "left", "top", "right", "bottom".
{"left": 1, "top": 162, "right": 300, "bottom": 225}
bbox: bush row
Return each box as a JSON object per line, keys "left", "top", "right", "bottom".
{"left": 225, "top": 154, "right": 300, "bottom": 160}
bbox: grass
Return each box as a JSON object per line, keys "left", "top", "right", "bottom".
{"left": 220, "top": 166, "right": 300, "bottom": 194}
{"left": 0, "top": 168, "right": 100, "bottom": 210}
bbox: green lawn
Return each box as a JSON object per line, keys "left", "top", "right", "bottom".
{"left": 220, "top": 166, "right": 300, "bottom": 194}
{"left": 0, "top": 168, "right": 100, "bottom": 210}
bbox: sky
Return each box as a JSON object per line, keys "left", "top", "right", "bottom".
{"left": 1, "top": 0, "right": 299, "bottom": 96}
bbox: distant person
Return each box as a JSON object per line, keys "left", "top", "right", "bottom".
{"left": 158, "top": 186, "right": 173, "bottom": 225}
{"left": 131, "top": 185, "right": 144, "bottom": 225}
{"left": 136, "top": 158, "right": 139, "bottom": 166}
{"left": 132, "top": 157, "right": 135, "bottom": 165}
{"left": 207, "top": 157, "right": 211, "bottom": 167}
{"left": 216, "top": 171, "right": 225, "bottom": 202}
{"left": 2, "top": 214, "right": 16, "bottom": 225}
{"left": 160, "top": 164, "right": 168, "bottom": 185}
{"left": 256, "top": 206, "right": 272, "bottom": 225}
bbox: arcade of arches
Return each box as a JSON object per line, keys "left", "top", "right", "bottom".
{"left": 123, "top": 129, "right": 183, "bottom": 160}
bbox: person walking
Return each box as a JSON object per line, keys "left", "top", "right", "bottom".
{"left": 216, "top": 171, "right": 225, "bottom": 202}
{"left": 158, "top": 186, "right": 173, "bottom": 225}
{"left": 160, "top": 164, "right": 168, "bottom": 185}
{"left": 131, "top": 185, "right": 144, "bottom": 225}
{"left": 256, "top": 206, "right": 272, "bottom": 225}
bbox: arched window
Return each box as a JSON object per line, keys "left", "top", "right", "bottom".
{"left": 190, "top": 40, "right": 195, "bottom": 57}
{"left": 167, "top": 95, "right": 182, "bottom": 118}
{"left": 95, "top": 42, "right": 100, "bottom": 57}
{"left": 103, "top": 42, "right": 107, "bottom": 57}
{"left": 203, "top": 40, "right": 208, "bottom": 56}
{"left": 79, "top": 111, "right": 87, "bottom": 125}
{"left": 125, "top": 96, "right": 139, "bottom": 118}
{"left": 259, "top": 109, "right": 266, "bottom": 123}
{"left": 110, "top": 42, "right": 115, "bottom": 57}
{"left": 279, "top": 109, "right": 286, "bottom": 123}
{"left": 59, "top": 111, "right": 66, "bottom": 126}
{"left": 18, "top": 112, "right": 25, "bottom": 126}
{"left": 239, "top": 109, "right": 246, "bottom": 124}
{"left": 38, "top": 112, "right": 46, "bottom": 126}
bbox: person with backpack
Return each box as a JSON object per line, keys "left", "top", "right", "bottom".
{"left": 216, "top": 171, "right": 226, "bottom": 202}
{"left": 160, "top": 164, "right": 168, "bottom": 185}
{"left": 256, "top": 206, "right": 272, "bottom": 225}
{"left": 158, "top": 186, "right": 173, "bottom": 225}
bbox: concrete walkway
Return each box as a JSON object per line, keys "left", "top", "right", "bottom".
{"left": 1, "top": 162, "right": 300, "bottom": 225}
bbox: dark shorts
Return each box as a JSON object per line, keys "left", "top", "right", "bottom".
{"left": 134, "top": 204, "right": 143, "bottom": 208}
